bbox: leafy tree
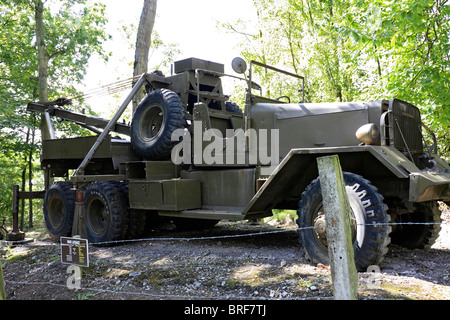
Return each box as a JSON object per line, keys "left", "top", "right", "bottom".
{"left": 339, "top": 0, "right": 450, "bottom": 156}
{"left": 0, "top": 0, "right": 109, "bottom": 226}
{"left": 225, "top": 0, "right": 449, "bottom": 158}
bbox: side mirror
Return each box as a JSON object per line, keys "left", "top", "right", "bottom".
{"left": 231, "top": 57, "right": 247, "bottom": 74}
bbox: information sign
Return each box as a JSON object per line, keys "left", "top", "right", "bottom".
{"left": 60, "top": 237, "right": 89, "bottom": 267}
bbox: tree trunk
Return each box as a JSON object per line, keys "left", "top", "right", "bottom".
{"left": 0, "top": 255, "right": 5, "bottom": 300}
{"left": 35, "top": 0, "right": 51, "bottom": 141}
{"left": 20, "top": 126, "right": 30, "bottom": 230}
{"left": 132, "top": 0, "right": 157, "bottom": 113}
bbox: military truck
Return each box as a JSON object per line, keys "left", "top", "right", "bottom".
{"left": 27, "top": 57, "right": 450, "bottom": 271}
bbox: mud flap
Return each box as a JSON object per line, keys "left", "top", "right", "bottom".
{"left": 72, "top": 190, "right": 87, "bottom": 239}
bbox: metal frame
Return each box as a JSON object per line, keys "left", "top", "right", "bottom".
{"left": 27, "top": 102, "right": 131, "bottom": 136}
{"left": 248, "top": 60, "right": 305, "bottom": 105}
{"left": 72, "top": 74, "right": 148, "bottom": 178}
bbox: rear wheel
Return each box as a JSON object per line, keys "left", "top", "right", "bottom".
{"left": 111, "top": 181, "right": 146, "bottom": 239}
{"left": 297, "top": 172, "right": 391, "bottom": 271}
{"left": 126, "top": 209, "right": 147, "bottom": 239}
{"left": 43, "top": 181, "right": 75, "bottom": 240}
{"left": 84, "top": 181, "right": 129, "bottom": 244}
{"left": 390, "top": 201, "right": 441, "bottom": 249}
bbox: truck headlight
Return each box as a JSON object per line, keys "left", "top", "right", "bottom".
{"left": 356, "top": 123, "right": 380, "bottom": 145}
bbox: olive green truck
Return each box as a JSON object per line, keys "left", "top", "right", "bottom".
{"left": 27, "top": 57, "right": 450, "bottom": 271}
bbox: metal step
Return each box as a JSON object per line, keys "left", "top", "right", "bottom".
{"left": 126, "top": 161, "right": 179, "bottom": 180}
{"left": 158, "top": 208, "right": 245, "bottom": 221}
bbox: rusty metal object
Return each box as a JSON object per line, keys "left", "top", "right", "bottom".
{"left": 6, "top": 185, "right": 25, "bottom": 241}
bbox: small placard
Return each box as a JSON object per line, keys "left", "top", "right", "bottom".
{"left": 60, "top": 236, "right": 89, "bottom": 267}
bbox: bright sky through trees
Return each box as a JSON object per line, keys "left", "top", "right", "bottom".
{"left": 83, "top": 0, "right": 257, "bottom": 90}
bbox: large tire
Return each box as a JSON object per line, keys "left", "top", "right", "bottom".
{"left": 210, "top": 101, "right": 243, "bottom": 114}
{"left": 110, "top": 181, "right": 146, "bottom": 239}
{"left": 126, "top": 209, "right": 147, "bottom": 239}
{"left": 297, "top": 172, "right": 391, "bottom": 272}
{"left": 43, "top": 181, "right": 75, "bottom": 240}
{"left": 84, "top": 181, "right": 129, "bottom": 244}
{"left": 130, "top": 89, "right": 187, "bottom": 160}
{"left": 225, "top": 101, "right": 243, "bottom": 114}
{"left": 390, "top": 201, "right": 441, "bottom": 249}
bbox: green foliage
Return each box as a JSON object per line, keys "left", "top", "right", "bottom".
{"left": 74, "top": 292, "right": 95, "bottom": 300}
{"left": 0, "top": 0, "right": 110, "bottom": 224}
{"left": 266, "top": 209, "right": 297, "bottom": 225}
{"left": 338, "top": 0, "right": 450, "bottom": 156}
{"left": 225, "top": 0, "right": 449, "bottom": 158}
{"left": 0, "top": 136, "right": 24, "bottom": 224}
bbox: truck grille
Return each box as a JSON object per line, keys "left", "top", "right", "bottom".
{"left": 389, "top": 99, "right": 423, "bottom": 153}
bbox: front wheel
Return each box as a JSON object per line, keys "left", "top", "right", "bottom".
{"left": 297, "top": 172, "right": 391, "bottom": 271}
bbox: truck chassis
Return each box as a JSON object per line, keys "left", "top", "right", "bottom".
{"left": 26, "top": 57, "right": 450, "bottom": 271}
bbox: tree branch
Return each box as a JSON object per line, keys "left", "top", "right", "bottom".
{"left": 49, "top": 49, "right": 66, "bottom": 60}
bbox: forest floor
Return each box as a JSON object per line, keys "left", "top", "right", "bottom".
{"left": 1, "top": 204, "right": 449, "bottom": 302}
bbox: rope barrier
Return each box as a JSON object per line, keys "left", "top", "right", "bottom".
{"left": 88, "top": 221, "right": 449, "bottom": 246}
{"left": 1, "top": 220, "right": 447, "bottom": 300}
{"left": 1, "top": 221, "right": 447, "bottom": 247}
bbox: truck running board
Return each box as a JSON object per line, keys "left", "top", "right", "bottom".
{"left": 158, "top": 209, "right": 245, "bottom": 221}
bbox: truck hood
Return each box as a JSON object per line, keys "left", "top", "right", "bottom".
{"left": 251, "top": 101, "right": 370, "bottom": 119}
{"left": 249, "top": 101, "right": 380, "bottom": 158}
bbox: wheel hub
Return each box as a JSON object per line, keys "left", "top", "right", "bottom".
{"left": 313, "top": 213, "right": 328, "bottom": 246}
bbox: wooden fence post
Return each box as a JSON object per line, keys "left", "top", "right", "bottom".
{"left": 0, "top": 256, "right": 5, "bottom": 300}
{"left": 317, "top": 155, "right": 358, "bottom": 300}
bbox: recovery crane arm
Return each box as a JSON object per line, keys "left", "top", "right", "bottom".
{"left": 27, "top": 99, "right": 130, "bottom": 136}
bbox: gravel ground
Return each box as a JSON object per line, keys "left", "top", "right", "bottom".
{"left": 1, "top": 204, "right": 449, "bottom": 302}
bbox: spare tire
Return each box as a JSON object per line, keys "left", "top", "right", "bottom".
{"left": 131, "top": 89, "right": 187, "bottom": 160}
{"left": 225, "top": 101, "right": 243, "bottom": 114}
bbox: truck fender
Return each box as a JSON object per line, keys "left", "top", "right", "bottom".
{"left": 243, "top": 145, "right": 414, "bottom": 217}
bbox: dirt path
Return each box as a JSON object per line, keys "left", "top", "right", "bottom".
{"left": 2, "top": 205, "right": 449, "bottom": 301}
